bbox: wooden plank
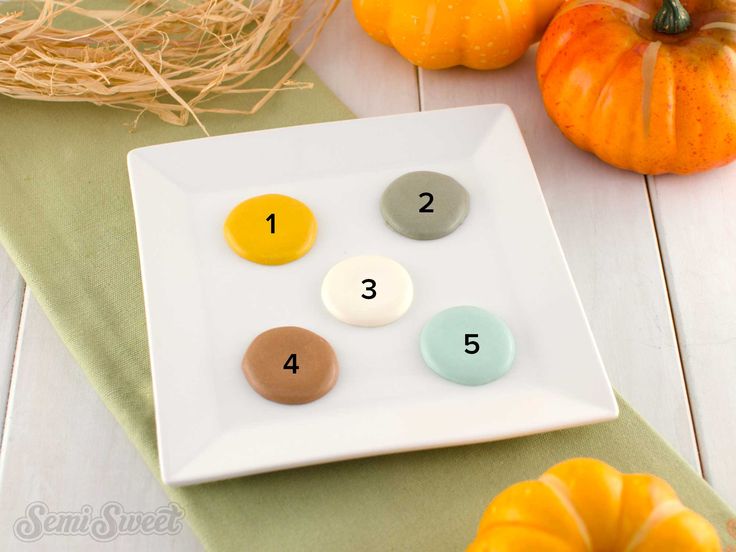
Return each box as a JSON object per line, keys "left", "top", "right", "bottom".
{"left": 0, "top": 295, "right": 203, "bottom": 551}
{"left": 650, "top": 164, "right": 736, "bottom": 509}
{"left": 418, "top": 49, "right": 701, "bottom": 470}
{"left": 0, "top": 244, "right": 24, "bottom": 444}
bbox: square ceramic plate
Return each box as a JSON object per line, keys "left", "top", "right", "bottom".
{"left": 128, "top": 104, "right": 618, "bottom": 486}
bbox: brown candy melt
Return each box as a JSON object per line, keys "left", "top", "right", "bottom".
{"left": 242, "top": 326, "right": 339, "bottom": 405}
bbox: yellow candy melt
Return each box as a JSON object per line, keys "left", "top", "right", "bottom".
{"left": 224, "top": 194, "right": 317, "bottom": 265}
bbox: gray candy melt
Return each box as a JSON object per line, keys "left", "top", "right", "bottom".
{"left": 380, "top": 171, "right": 470, "bottom": 240}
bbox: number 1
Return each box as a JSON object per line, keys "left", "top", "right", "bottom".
{"left": 266, "top": 213, "right": 275, "bottom": 234}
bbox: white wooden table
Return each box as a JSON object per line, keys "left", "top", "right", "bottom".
{"left": 1, "top": 3, "right": 735, "bottom": 549}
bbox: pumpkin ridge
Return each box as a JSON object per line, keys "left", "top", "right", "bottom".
{"left": 621, "top": 499, "right": 687, "bottom": 552}
{"left": 701, "top": 21, "right": 736, "bottom": 32}
{"left": 497, "top": 0, "right": 515, "bottom": 38}
{"left": 477, "top": 0, "right": 515, "bottom": 69}
{"left": 669, "top": 46, "right": 704, "bottom": 173}
{"left": 473, "top": 523, "right": 580, "bottom": 550}
{"left": 540, "top": 4, "right": 644, "bottom": 83}
{"left": 536, "top": 12, "right": 595, "bottom": 81}
{"left": 701, "top": 40, "right": 736, "bottom": 171}
{"left": 719, "top": 42, "right": 736, "bottom": 71}
{"left": 659, "top": 45, "right": 679, "bottom": 171}
{"left": 640, "top": 40, "right": 662, "bottom": 137}
{"left": 555, "top": 0, "right": 650, "bottom": 23}
{"left": 459, "top": 1, "right": 473, "bottom": 67}
{"left": 538, "top": 13, "right": 636, "bottom": 133}
{"left": 539, "top": 473, "right": 593, "bottom": 551}
{"left": 587, "top": 42, "right": 643, "bottom": 153}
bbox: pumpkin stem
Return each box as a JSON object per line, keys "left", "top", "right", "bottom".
{"left": 653, "top": 0, "right": 691, "bottom": 34}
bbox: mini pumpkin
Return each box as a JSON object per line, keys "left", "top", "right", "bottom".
{"left": 467, "top": 458, "right": 721, "bottom": 551}
{"left": 537, "top": 0, "right": 736, "bottom": 174}
{"left": 352, "top": 0, "right": 563, "bottom": 70}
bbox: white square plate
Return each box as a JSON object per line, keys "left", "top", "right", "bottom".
{"left": 128, "top": 105, "right": 618, "bottom": 486}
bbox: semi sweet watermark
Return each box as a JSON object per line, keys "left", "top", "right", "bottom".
{"left": 13, "top": 501, "right": 184, "bottom": 542}
{"left": 12, "top": 502, "right": 734, "bottom": 545}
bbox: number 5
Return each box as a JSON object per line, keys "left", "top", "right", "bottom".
{"left": 464, "top": 334, "right": 479, "bottom": 354}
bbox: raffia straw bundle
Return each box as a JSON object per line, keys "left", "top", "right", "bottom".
{"left": 0, "top": 0, "right": 338, "bottom": 133}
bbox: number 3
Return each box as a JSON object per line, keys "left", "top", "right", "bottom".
{"left": 361, "top": 279, "right": 377, "bottom": 300}
{"left": 464, "top": 334, "right": 479, "bottom": 354}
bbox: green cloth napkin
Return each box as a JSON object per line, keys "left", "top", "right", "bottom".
{"left": 0, "top": 54, "right": 733, "bottom": 551}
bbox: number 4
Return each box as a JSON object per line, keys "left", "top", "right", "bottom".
{"left": 283, "top": 353, "right": 299, "bottom": 374}
{"left": 464, "top": 334, "right": 479, "bottom": 354}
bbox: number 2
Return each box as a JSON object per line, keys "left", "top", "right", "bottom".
{"left": 464, "top": 334, "right": 479, "bottom": 354}
{"left": 419, "top": 192, "right": 434, "bottom": 213}
{"left": 361, "top": 279, "right": 377, "bottom": 299}
{"left": 266, "top": 213, "right": 275, "bottom": 234}
{"left": 283, "top": 353, "right": 299, "bottom": 374}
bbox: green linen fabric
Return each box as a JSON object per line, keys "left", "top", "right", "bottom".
{"left": 0, "top": 54, "right": 734, "bottom": 551}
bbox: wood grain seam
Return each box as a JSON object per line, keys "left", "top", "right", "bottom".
{"left": 417, "top": 67, "right": 425, "bottom": 111}
{"left": 644, "top": 175, "right": 705, "bottom": 477}
{"left": 0, "top": 285, "right": 28, "bottom": 454}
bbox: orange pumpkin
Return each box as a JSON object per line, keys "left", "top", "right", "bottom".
{"left": 467, "top": 458, "right": 721, "bottom": 551}
{"left": 537, "top": 0, "right": 736, "bottom": 174}
{"left": 353, "top": 0, "right": 563, "bottom": 70}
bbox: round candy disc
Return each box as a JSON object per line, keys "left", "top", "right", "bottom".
{"left": 224, "top": 194, "right": 317, "bottom": 265}
{"left": 242, "top": 326, "right": 338, "bottom": 405}
{"left": 380, "top": 171, "right": 469, "bottom": 240}
{"left": 420, "top": 306, "right": 515, "bottom": 386}
{"left": 321, "top": 255, "right": 413, "bottom": 327}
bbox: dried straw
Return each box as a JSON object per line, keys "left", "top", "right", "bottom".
{"left": 0, "top": 0, "right": 338, "bottom": 133}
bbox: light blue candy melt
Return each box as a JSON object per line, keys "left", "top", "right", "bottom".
{"left": 420, "top": 306, "right": 515, "bottom": 386}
